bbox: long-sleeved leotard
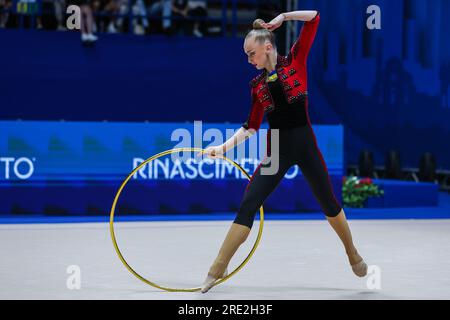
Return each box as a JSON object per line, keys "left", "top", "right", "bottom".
{"left": 236, "top": 12, "right": 342, "bottom": 228}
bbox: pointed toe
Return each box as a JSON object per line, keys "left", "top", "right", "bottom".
{"left": 200, "top": 268, "right": 228, "bottom": 293}
{"left": 351, "top": 260, "right": 368, "bottom": 277}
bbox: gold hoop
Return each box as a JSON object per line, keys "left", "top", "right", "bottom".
{"left": 109, "top": 147, "right": 264, "bottom": 292}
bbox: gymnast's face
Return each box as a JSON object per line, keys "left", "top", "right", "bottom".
{"left": 244, "top": 37, "right": 273, "bottom": 70}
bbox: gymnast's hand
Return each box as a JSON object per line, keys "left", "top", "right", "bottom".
{"left": 262, "top": 14, "right": 285, "bottom": 31}
{"left": 197, "top": 146, "right": 225, "bottom": 159}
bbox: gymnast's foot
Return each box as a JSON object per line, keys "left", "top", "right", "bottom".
{"left": 201, "top": 268, "right": 228, "bottom": 293}
{"left": 348, "top": 250, "right": 368, "bottom": 277}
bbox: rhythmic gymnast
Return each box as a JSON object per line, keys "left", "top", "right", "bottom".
{"left": 199, "top": 10, "right": 368, "bottom": 293}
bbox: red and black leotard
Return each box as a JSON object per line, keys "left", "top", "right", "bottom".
{"left": 235, "top": 12, "right": 343, "bottom": 228}
{"left": 243, "top": 12, "right": 320, "bottom": 132}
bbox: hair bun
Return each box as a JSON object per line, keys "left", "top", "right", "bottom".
{"left": 253, "top": 19, "right": 265, "bottom": 30}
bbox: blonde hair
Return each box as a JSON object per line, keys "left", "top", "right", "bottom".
{"left": 245, "top": 19, "right": 277, "bottom": 49}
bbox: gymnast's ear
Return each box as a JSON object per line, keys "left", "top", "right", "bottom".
{"left": 264, "top": 40, "right": 274, "bottom": 53}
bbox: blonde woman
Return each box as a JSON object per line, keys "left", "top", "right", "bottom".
{"left": 199, "top": 10, "right": 368, "bottom": 293}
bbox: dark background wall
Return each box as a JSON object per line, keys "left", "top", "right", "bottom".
{"left": 1, "top": 0, "right": 449, "bottom": 170}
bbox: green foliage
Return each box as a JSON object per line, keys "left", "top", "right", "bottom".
{"left": 342, "top": 176, "right": 384, "bottom": 208}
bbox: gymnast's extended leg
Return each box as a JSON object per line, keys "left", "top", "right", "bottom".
{"left": 298, "top": 126, "right": 367, "bottom": 277}
{"left": 201, "top": 154, "right": 295, "bottom": 293}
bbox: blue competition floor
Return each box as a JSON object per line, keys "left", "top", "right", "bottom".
{"left": 1, "top": 192, "right": 449, "bottom": 224}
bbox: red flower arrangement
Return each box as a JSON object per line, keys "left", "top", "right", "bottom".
{"left": 343, "top": 176, "right": 383, "bottom": 208}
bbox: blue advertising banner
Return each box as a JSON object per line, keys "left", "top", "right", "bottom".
{"left": 0, "top": 121, "right": 343, "bottom": 215}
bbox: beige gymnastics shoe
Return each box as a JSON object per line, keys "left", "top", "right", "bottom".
{"left": 200, "top": 268, "right": 228, "bottom": 293}
{"left": 351, "top": 259, "right": 368, "bottom": 277}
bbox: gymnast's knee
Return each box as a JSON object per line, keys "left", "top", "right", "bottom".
{"left": 323, "top": 204, "right": 342, "bottom": 218}
{"left": 233, "top": 202, "right": 260, "bottom": 229}
{"left": 233, "top": 213, "right": 255, "bottom": 229}
{"left": 234, "top": 190, "right": 264, "bottom": 228}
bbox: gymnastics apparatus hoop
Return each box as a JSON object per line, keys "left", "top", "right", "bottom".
{"left": 109, "top": 147, "right": 265, "bottom": 292}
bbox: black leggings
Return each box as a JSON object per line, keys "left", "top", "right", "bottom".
{"left": 234, "top": 125, "right": 342, "bottom": 229}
